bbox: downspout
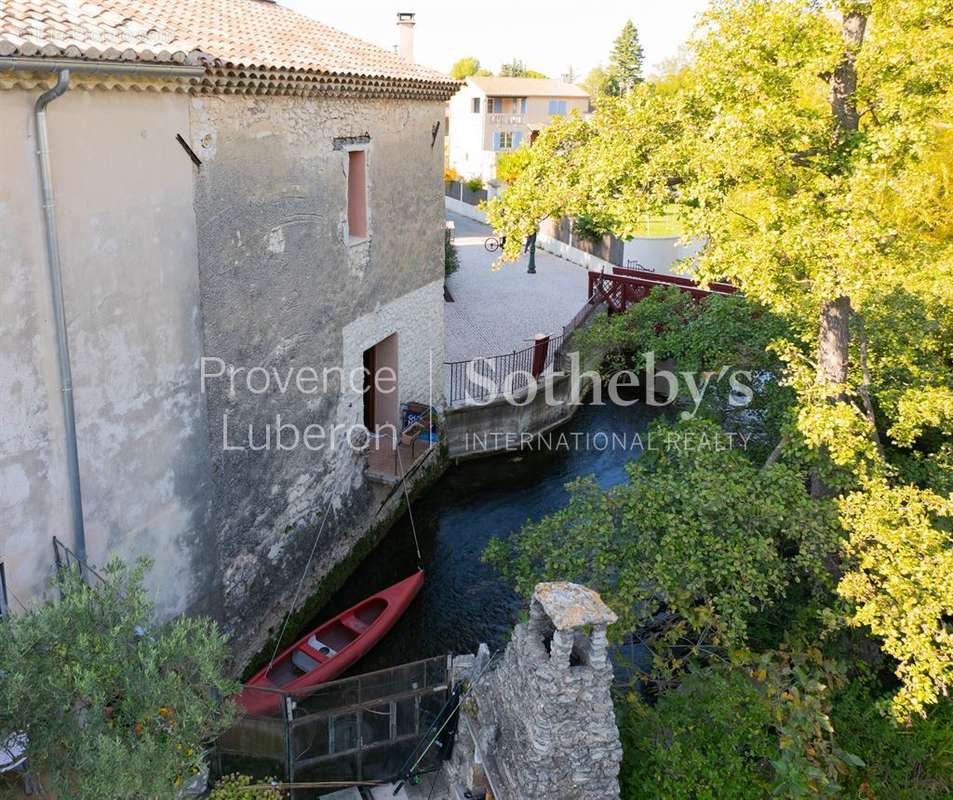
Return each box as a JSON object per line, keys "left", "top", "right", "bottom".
{"left": 33, "top": 69, "right": 88, "bottom": 563}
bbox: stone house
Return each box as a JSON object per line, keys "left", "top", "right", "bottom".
{"left": 447, "top": 76, "right": 589, "bottom": 183}
{"left": 0, "top": 0, "right": 458, "bottom": 662}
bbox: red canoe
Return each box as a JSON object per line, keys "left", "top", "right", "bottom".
{"left": 238, "top": 570, "right": 424, "bottom": 715}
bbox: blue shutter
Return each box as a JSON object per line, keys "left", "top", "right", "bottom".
{"left": 521, "top": 98, "right": 527, "bottom": 114}
{"left": 513, "top": 132, "right": 523, "bottom": 148}
{"left": 548, "top": 100, "right": 557, "bottom": 115}
{"left": 492, "top": 131, "right": 501, "bottom": 150}
{"left": 558, "top": 100, "right": 567, "bottom": 115}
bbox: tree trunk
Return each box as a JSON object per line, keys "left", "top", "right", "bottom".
{"left": 829, "top": 11, "right": 867, "bottom": 139}
{"left": 811, "top": 10, "right": 868, "bottom": 498}
{"left": 817, "top": 295, "right": 852, "bottom": 392}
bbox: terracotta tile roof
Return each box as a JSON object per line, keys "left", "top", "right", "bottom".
{"left": 0, "top": 0, "right": 457, "bottom": 88}
{"left": 468, "top": 76, "right": 589, "bottom": 98}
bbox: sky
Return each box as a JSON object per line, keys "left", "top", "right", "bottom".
{"left": 283, "top": 0, "right": 711, "bottom": 81}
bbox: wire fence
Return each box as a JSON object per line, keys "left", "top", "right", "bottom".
{"left": 214, "top": 655, "right": 452, "bottom": 795}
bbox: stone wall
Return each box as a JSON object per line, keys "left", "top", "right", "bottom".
{"left": 451, "top": 583, "right": 623, "bottom": 800}
{"left": 1, "top": 81, "right": 447, "bottom": 665}
{"left": 189, "top": 92, "right": 447, "bottom": 656}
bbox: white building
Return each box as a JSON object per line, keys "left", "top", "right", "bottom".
{"left": 447, "top": 76, "right": 589, "bottom": 183}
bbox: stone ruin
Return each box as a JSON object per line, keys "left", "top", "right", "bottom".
{"left": 448, "top": 582, "right": 623, "bottom": 800}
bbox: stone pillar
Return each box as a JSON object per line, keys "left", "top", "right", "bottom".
{"left": 460, "top": 582, "right": 623, "bottom": 800}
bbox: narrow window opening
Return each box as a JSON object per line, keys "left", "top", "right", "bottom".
{"left": 347, "top": 149, "right": 368, "bottom": 240}
{"left": 472, "top": 97, "right": 481, "bottom": 113}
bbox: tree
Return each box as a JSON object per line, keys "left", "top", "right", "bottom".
{"left": 0, "top": 560, "right": 238, "bottom": 799}
{"left": 495, "top": 145, "right": 533, "bottom": 184}
{"left": 499, "top": 58, "right": 548, "bottom": 79}
{"left": 450, "top": 56, "right": 488, "bottom": 80}
{"left": 485, "top": 417, "right": 840, "bottom": 655}
{"left": 485, "top": 0, "right": 953, "bottom": 720}
{"left": 608, "top": 19, "right": 644, "bottom": 94}
{"left": 582, "top": 65, "right": 614, "bottom": 100}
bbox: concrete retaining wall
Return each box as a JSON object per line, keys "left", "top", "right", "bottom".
{"left": 443, "top": 370, "right": 583, "bottom": 459}
{"left": 444, "top": 195, "right": 488, "bottom": 223}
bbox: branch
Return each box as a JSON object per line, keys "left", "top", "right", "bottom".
{"left": 788, "top": 146, "right": 825, "bottom": 168}
{"left": 762, "top": 434, "right": 789, "bottom": 469}
{"left": 855, "top": 314, "right": 887, "bottom": 459}
{"left": 728, "top": 207, "right": 760, "bottom": 228}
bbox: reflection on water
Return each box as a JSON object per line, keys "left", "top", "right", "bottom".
{"left": 300, "top": 401, "right": 671, "bottom": 675}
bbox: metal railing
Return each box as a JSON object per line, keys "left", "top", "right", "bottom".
{"left": 52, "top": 536, "right": 105, "bottom": 588}
{"left": 443, "top": 291, "right": 609, "bottom": 407}
{"left": 444, "top": 332, "right": 565, "bottom": 406}
{"left": 215, "top": 655, "right": 453, "bottom": 794}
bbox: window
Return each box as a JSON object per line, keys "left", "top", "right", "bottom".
{"left": 520, "top": 97, "right": 527, "bottom": 114}
{"left": 0, "top": 563, "right": 8, "bottom": 619}
{"left": 547, "top": 99, "right": 568, "bottom": 116}
{"left": 346, "top": 149, "right": 368, "bottom": 240}
{"left": 493, "top": 131, "right": 523, "bottom": 150}
{"left": 472, "top": 96, "right": 481, "bottom": 113}
{"left": 489, "top": 97, "right": 503, "bottom": 113}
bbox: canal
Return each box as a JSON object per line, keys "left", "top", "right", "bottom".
{"left": 301, "top": 400, "right": 671, "bottom": 674}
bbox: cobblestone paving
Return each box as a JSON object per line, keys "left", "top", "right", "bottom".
{"left": 444, "top": 211, "right": 590, "bottom": 364}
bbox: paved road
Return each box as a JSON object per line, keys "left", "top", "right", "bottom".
{"left": 443, "top": 211, "right": 590, "bottom": 364}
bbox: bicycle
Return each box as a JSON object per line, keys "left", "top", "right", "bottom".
{"left": 485, "top": 235, "right": 506, "bottom": 253}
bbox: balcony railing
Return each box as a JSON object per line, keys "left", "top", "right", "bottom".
{"left": 487, "top": 112, "right": 526, "bottom": 125}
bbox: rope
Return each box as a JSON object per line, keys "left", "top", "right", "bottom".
{"left": 394, "top": 443, "right": 423, "bottom": 568}
{"left": 267, "top": 500, "right": 334, "bottom": 671}
{"left": 395, "top": 650, "right": 499, "bottom": 790}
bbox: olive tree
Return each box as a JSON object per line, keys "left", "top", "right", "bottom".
{"left": 0, "top": 559, "right": 238, "bottom": 799}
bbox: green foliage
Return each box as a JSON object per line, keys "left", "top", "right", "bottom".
{"left": 0, "top": 559, "right": 237, "bottom": 800}
{"left": 498, "top": 58, "right": 547, "bottom": 79}
{"left": 838, "top": 482, "right": 953, "bottom": 721}
{"left": 608, "top": 19, "right": 644, "bottom": 95}
{"left": 444, "top": 228, "right": 460, "bottom": 277}
{"left": 571, "top": 213, "right": 607, "bottom": 243}
{"left": 209, "top": 773, "right": 284, "bottom": 800}
{"left": 495, "top": 146, "right": 533, "bottom": 184}
{"left": 484, "top": 417, "right": 840, "bottom": 652}
{"left": 831, "top": 680, "right": 953, "bottom": 799}
{"left": 464, "top": 175, "right": 484, "bottom": 192}
{"left": 582, "top": 65, "right": 614, "bottom": 100}
{"left": 576, "top": 287, "right": 796, "bottom": 455}
{"left": 449, "top": 56, "right": 482, "bottom": 80}
{"left": 486, "top": 0, "right": 953, "bottom": 721}
{"left": 621, "top": 647, "right": 858, "bottom": 799}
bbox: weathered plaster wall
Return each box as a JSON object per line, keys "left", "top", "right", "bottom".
{"left": 189, "top": 94, "right": 446, "bottom": 653}
{"left": 0, "top": 88, "right": 215, "bottom": 618}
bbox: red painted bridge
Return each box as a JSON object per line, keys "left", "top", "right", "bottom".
{"left": 588, "top": 266, "right": 736, "bottom": 315}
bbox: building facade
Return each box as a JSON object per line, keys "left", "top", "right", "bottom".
{"left": 447, "top": 76, "right": 589, "bottom": 183}
{"left": 0, "top": 0, "right": 458, "bottom": 662}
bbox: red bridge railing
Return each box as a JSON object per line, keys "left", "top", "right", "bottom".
{"left": 588, "top": 267, "right": 736, "bottom": 315}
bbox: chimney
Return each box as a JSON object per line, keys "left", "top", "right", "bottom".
{"left": 396, "top": 12, "right": 415, "bottom": 62}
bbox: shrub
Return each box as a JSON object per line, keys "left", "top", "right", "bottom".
{"left": 622, "top": 649, "right": 861, "bottom": 800}
{"left": 445, "top": 228, "right": 460, "bottom": 277}
{"left": 465, "top": 175, "right": 484, "bottom": 192}
{"left": 0, "top": 559, "right": 237, "bottom": 800}
{"left": 831, "top": 681, "right": 953, "bottom": 800}
{"left": 209, "top": 773, "right": 285, "bottom": 800}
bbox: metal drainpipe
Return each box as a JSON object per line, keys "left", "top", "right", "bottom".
{"left": 34, "top": 69, "right": 87, "bottom": 563}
